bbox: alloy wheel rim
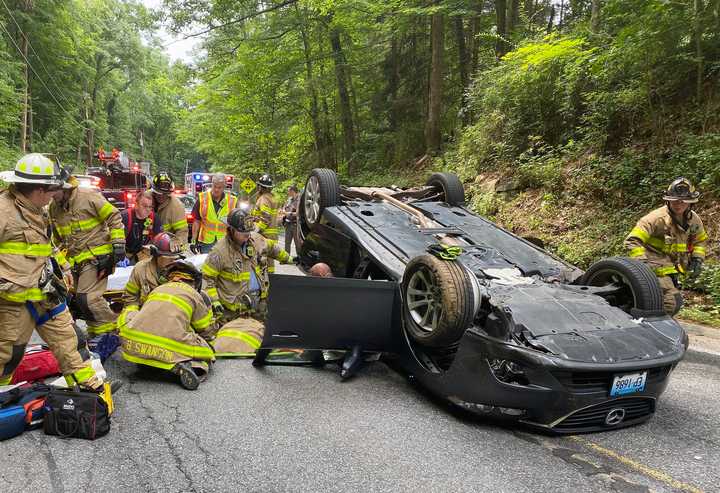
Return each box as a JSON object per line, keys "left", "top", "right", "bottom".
{"left": 304, "top": 176, "right": 321, "bottom": 224}
{"left": 407, "top": 268, "right": 442, "bottom": 332}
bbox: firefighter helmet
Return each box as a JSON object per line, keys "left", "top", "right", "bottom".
{"left": 166, "top": 260, "right": 203, "bottom": 292}
{"left": 663, "top": 177, "right": 700, "bottom": 203}
{"left": 151, "top": 172, "right": 174, "bottom": 194}
{"left": 0, "top": 153, "right": 64, "bottom": 186}
{"left": 149, "top": 232, "right": 183, "bottom": 257}
{"left": 258, "top": 174, "right": 274, "bottom": 189}
{"left": 223, "top": 206, "right": 254, "bottom": 233}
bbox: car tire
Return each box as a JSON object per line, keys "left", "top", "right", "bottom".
{"left": 580, "top": 257, "right": 664, "bottom": 313}
{"left": 402, "top": 254, "right": 474, "bottom": 348}
{"left": 426, "top": 172, "right": 465, "bottom": 206}
{"left": 303, "top": 168, "right": 340, "bottom": 228}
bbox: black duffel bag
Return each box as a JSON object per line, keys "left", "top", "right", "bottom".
{"left": 43, "top": 387, "right": 110, "bottom": 440}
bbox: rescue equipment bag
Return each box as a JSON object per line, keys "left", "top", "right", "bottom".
{"left": 10, "top": 345, "right": 61, "bottom": 384}
{"left": 43, "top": 387, "right": 110, "bottom": 440}
{"left": 0, "top": 383, "right": 51, "bottom": 439}
{"left": 0, "top": 405, "right": 25, "bottom": 440}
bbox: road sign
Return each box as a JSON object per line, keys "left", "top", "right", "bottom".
{"left": 240, "top": 177, "right": 256, "bottom": 194}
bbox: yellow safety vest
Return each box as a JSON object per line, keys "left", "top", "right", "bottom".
{"left": 197, "top": 191, "right": 238, "bottom": 244}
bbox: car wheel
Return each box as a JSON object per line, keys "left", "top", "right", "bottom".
{"left": 426, "top": 172, "right": 465, "bottom": 206}
{"left": 580, "top": 257, "right": 664, "bottom": 313}
{"left": 303, "top": 168, "right": 340, "bottom": 228}
{"left": 402, "top": 254, "right": 474, "bottom": 347}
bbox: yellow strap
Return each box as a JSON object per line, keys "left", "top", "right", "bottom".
{"left": 165, "top": 219, "right": 188, "bottom": 232}
{"left": 191, "top": 310, "right": 214, "bottom": 330}
{"left": 654, "top": 265, "right": 678, "bottom": 276}
{"left": 0, "top": 288, "right": 45, "bottom": 302}
{"left": 0, "top": 241, "right": 52, "bottom": 256}
{"left": 120, "top": 325, "right": 215, "bottom": 359}
{"left": 69, "top": 243, "right": 113, "bottom": 266}
{"left": 146, "top": 292, "right": 193, "bottom": 319}
{"left": 215, "top": 329, "right": 261, "bottom": 349}
{"left": 98, "top": 202, "right": 116, "bottom": 221}
{"left": 628, "top": 247, "right": 646, "bottom": 258}
{"left": 201, "top": 262, "right": 220, "bottom": 278}
{"left": 121, "top": 352, "right": 176, "bottom": 370}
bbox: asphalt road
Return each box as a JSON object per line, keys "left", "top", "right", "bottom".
{"left": 2, "top": 262, "right": 719, "bottom": 493}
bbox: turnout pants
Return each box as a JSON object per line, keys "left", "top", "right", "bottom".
{"left": 75, "top": 263, "right": 118, "bottom": 337}
{"left": 658, "top": 276, "right": 683, "bottom": 316}
{"left": 284, "top": 223, "right": 296, "bottom": 254}
{"left": 212, "top": 317, "right": 265, "bottom": 357}
{"left": 0, "top": 301, "right": 99, "bottom": 387}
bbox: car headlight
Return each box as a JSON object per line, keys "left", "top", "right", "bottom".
{"left": 488, "top": 359, "right": 530, "bottom": 386}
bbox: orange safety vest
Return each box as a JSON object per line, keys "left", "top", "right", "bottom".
{"left": 197, "top": 191, "right": 238, "bottom": 244}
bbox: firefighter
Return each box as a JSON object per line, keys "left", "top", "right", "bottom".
{"left": 201, "top": 207, "right": 291, "bottom": 327}
{"left": 625, "top": 178, "right": 708, "bottom": 315}
{"left": 50, "top": 170, "right": 125, "bottom": 337}
{"left": 117, "top": 232, "right": 184, "bottom": 329}
{"left": 151, "top": 172, "right": 189, "bottom": 248}
{"left": 122, "top": 190, "right": 162, "bottom": 265}
{"left": 119, "top": 260, "right": 217, "bottom": 390}
{"left": 252, "top": 174, "right": 280, "bottom": 241}
{"left": 280, "top": 185, "right": 300, "bottom": 254}
{"left": 0, "top": 154, "right": 101, "bottom": 389}
{"left": 190, "top": 173, "right": 238, "bottom": 254}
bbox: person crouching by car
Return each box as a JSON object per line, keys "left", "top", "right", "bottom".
{"left": 121, "top": 191, "right": 163, "bottom": 265}
{"left": 119, "top": 260, "right": 217, "bottom": 390}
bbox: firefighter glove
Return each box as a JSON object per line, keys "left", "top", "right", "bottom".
{"left": 112, "top": 243, "right": 126, "bottom": 262}
{"left": 189, "top": 242, "right": 200, "bottom": 255}
{"left": 689, "top": 257, "right": 703, "bottom": 280}
{"left": 212, "top": 301, "right": 224, "bottom": 318}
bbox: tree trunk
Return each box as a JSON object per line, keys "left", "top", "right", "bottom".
{"left": 506, "top": 0, "right": 520, "bottom": 34}
{"left": 469, "top": 13, "right": 480, "bottom": 76}
{"left": 20, "top": 34, "right": 28, "bottom": 153}
{"left": 27, "top": 88, "right": 32, "bottom": 152}
{"left": 454, "top": 17, "right": 471, "bottom": 125}
{"left": 495, "top": 0, "right": 508, "bottom": 58}
{"left": 297, "top": 6, "right": 333, "bottom": 168}
{"left": 547, "top": 4, "right": 555, "bottom": 34}
{"left": 695, "top": 0, "right": 704, "bottom": 102}
{"left": 590, "top": 0, "right": 601, "bottom": 33}
{"left": 386, "top": 37, "right": 400, "bottom": 131}
{"left": 329, "top": 27, "right": 355, "bottom": 170}
{"left": 425, "top": 11, "right": 444, "bottom": 153}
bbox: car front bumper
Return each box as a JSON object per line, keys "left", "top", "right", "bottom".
{"left": 398, "top": 326, "right": 686, "bottom": 434}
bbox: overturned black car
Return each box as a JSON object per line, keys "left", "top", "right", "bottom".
{"left": 256, "top": 169, "right": 688, "bottom": 434}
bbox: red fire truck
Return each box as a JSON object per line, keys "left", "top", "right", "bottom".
{"left": 87, "top": 147, "right": 149, "bottom": 210}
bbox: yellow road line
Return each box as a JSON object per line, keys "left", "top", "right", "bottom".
{"left": 568, "top": 436, "right": 705, "bottom": 493}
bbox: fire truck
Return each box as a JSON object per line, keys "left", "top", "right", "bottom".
{"left": 184, "top": 172, "right": 235, "bottom": 196}
{"left": 87, "top": 147, "right": 150, "bottom": 210}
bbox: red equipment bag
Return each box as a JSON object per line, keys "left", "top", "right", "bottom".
{"left": 10, "top": 345, "right": 61, "bottom": 384}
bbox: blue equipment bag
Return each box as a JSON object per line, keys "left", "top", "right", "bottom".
{"left": 0, "top": 405, "right": 26, "bottom": 440}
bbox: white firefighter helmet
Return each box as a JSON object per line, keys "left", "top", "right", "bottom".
{"left": 0, "top": 153, "right": 64, "bottom": 186}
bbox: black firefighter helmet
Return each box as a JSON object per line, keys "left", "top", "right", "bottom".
{"left": 165, "top": 260, "right": 203, "bottom": 292}
{"left": 663, "top": 177, "right": 700, "bottom": 203}
{"left": 223, "top": 206, "right": 254, "bottom": 233}
{"left": 152, "top": 172, "right": 174, "bottom": 194}
{"left": 257, "top": 174, "right": 274, "bottom": 189}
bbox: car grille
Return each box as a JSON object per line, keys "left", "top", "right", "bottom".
{"left": 552, "top": 365, "right": 671, "bottom": 393}
{"left": 554, "top": 397, "right": 655, "bottom": 431}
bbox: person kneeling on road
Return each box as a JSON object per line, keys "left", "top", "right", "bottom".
{"left": 117, "top": 232, "right": 184, "bottom": 328}
{"left": 202, "top": 207, "right": 292, "bottom": 324}
{"left": 119, "top": 260, "right": 217, "bottom": 390}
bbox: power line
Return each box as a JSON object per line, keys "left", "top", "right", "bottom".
{"left": 0, "top": 0, "right": 74, "bottom": 109}
{"left": 0, "top": 17, "right": 87, "bottom": 133}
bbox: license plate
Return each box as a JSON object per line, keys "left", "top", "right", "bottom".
{"left": 610, "top": 371, "right": 647, "bottom": 397}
